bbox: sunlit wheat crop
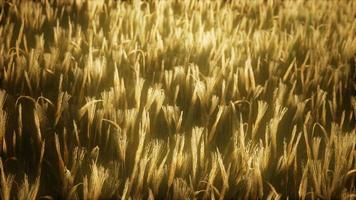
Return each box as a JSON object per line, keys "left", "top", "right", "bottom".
{"left": 0, "top": 0, "right": 355, "bottom": 199}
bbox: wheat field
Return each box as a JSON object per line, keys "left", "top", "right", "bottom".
{"left": 0, "top": 0, "right": 355, "bottom": 199}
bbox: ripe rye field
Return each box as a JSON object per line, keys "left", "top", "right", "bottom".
{"left": 0, "top": 0, "right": 355, "bottom": 199}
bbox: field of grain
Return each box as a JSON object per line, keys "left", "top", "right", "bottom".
{"left": 0, "top": 0, "right": 355, "bottom": 199}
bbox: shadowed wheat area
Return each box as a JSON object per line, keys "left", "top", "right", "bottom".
{"left": 0, "top": 0, "right": 355, "bottom": 199}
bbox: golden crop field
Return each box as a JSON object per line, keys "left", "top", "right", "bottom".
{"left": 0, "top": 0, "right": 355, "bottom": 199}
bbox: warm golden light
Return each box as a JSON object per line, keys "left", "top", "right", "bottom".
{"left": 0, "top": 0, "right": 355, "bottom": 199}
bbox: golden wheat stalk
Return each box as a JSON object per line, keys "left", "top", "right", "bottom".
{"left": 191, "top": 127, "right": 203, "bottom": 182}
{"left": 83, "top": 161, "right": 109, "bottom": 200}
{"left": 0, "top": 90, "right": 6, "bottom": 155}
{"left": 168, "top": 134, "right": 185, "bottom": 189}
{"left": 0, "top": 159, "right": 14, "bottom": 200}
{"left": 17, "top": 175, "right": 41, "bottom": 200}
{"left": 252, "top": 101, "right": 268, "bottom": 139}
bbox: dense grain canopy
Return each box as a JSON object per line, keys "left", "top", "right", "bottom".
{"left": 0, "top": 0, "right": 355, "bottom": 199}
